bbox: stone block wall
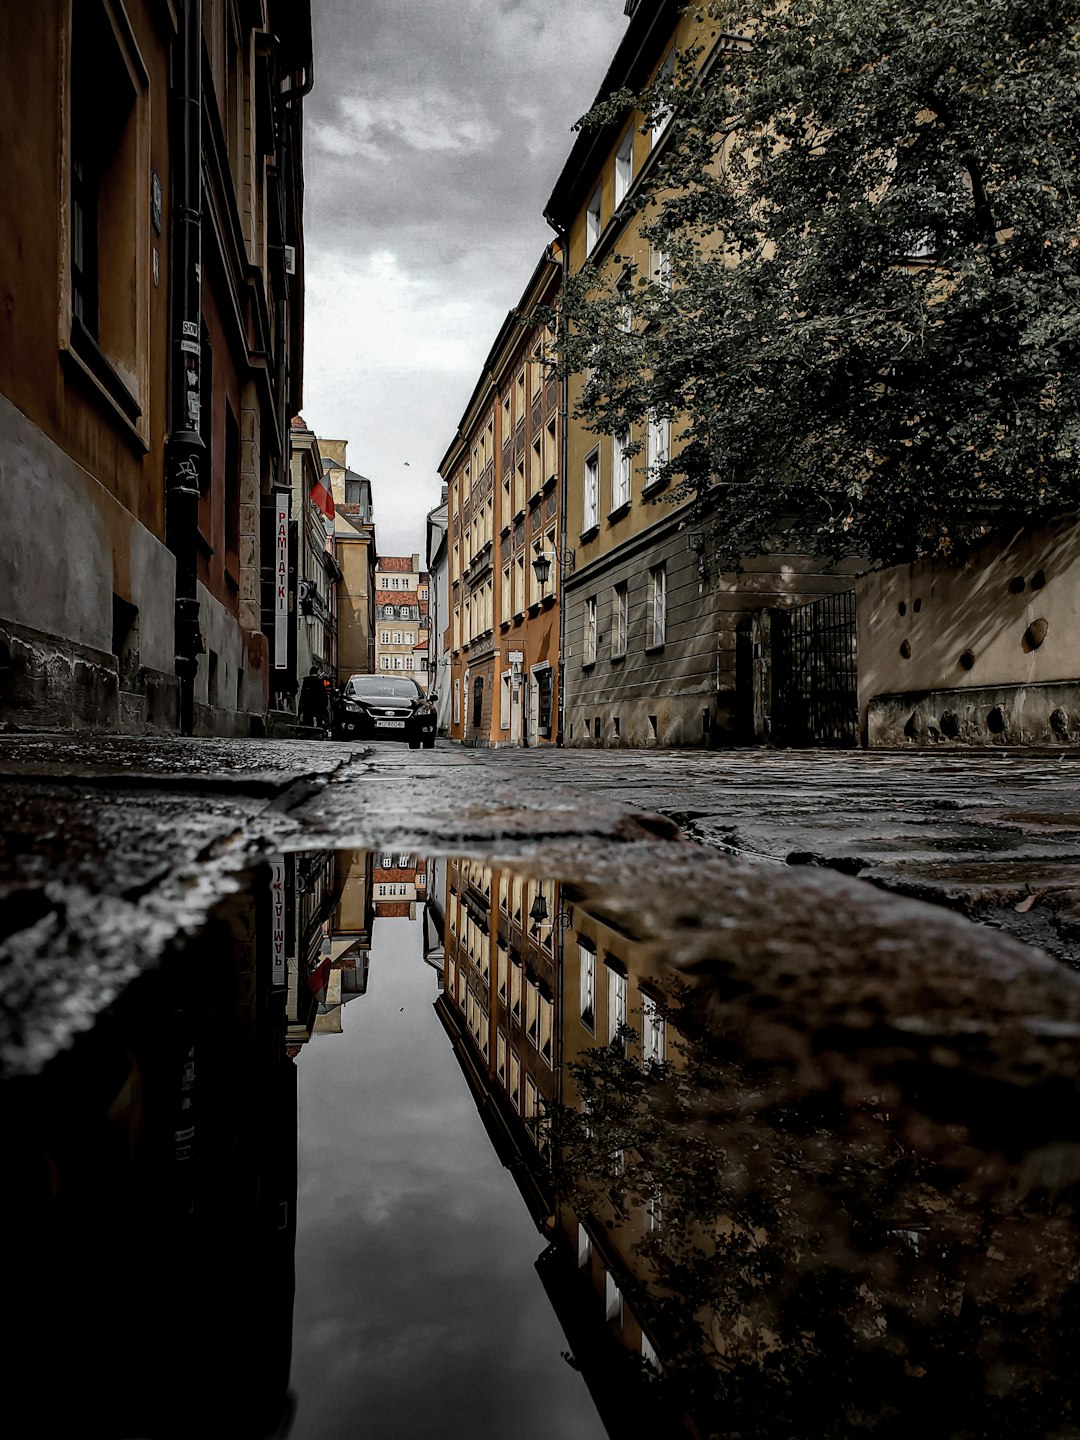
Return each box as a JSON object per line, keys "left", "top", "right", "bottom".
{"left": 858, "top": 515, "right": 1080, "bottom": 746}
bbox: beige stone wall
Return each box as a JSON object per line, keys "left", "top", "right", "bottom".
{"left": 856, "top": 515, "right": 1080, "bottom": 722}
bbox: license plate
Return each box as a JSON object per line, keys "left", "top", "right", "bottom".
{"left": 375, "top": 720, "right": 405, "bottom": 728}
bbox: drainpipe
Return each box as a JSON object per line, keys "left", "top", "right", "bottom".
{"left": 555, "top": 236, "right": 570, "bottom": 747}
{"left": 166, "top": 0, "right": 205, "bottom": 735}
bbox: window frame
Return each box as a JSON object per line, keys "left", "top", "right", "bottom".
{"left": 614, "top": 128, "right": 634, "bottom": 208}
{"left": 583, "top": 450, "right": 600, "bottom": 533}
{"left": 62, "top": 0, "right": 152, "bottom": 445}
{"left": 585, "top": 185, "right": 602, "bottom": 254}
{"left": 612, "top": 582, "right": 628, "bottom": 659}
{"left": 648, "top": 563, "right": 667, "bottom": 649}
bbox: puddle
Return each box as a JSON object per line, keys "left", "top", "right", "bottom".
{"left": 6, "top": 846, "right": 1080, "bottom": 1439}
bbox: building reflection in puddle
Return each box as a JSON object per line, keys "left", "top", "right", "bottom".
{"left": 438, "top": 854, "right": 1080, "bottom": 1440}
{"left": 7, "top": 846, "right": 1080, "bottom": 1438}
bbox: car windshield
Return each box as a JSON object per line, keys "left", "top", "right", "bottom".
{"left": 346, "top": 677, "right": 421, "bottom": 700}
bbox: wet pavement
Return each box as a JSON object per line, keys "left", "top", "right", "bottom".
{"left": 4, "top": 735, "right": 1080, "bottom": 1438}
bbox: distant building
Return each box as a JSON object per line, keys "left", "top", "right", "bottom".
{"left": 374, "top": 555, "right": 431, "bottom": 687}
{"left": 285, "top": 418, "right": 340, "bottom": 706}
{"left": 440, "top": 250, "right": 563, "bottom": 746}
{"left": 426, "top": 490, "right": 451, "bottom": 734}
{"left": 321, "top": 438, "right": 377, "bottom": 687}
{"left": 372, "top": 850, "right": 428, "bottom": 920}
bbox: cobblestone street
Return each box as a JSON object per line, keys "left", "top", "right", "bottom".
{"left": 4, "top": 732, "right": 1080, "bottom": 1078}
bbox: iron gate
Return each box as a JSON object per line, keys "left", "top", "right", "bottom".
{"left": 772, "top": 591, "right": 858, "bottom": 747}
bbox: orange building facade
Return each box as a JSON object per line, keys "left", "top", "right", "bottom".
{"left": 440, "top": 250, "right": 563, "bottom": 746}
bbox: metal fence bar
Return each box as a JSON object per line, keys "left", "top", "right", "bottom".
{"left": 772, "top": 591, "right": 857, "bottom": 748}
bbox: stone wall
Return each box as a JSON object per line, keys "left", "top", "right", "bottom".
{"left": 0, "top": 393, "right": 178, "bottom": 732}
{"left": 857, "top": 515, "right": 1080, "bottom": 746}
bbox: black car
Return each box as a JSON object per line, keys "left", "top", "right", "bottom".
{"left": 334, "top": 675, "right": 437, "bottom": 748}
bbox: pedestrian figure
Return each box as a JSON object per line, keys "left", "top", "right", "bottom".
{"left": 298, "top": 664, "right": 329, "bottom": 734}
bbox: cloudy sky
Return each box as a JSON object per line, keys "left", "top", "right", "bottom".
{"left": 302, "top": 0, "right": 629, "bottom": 558}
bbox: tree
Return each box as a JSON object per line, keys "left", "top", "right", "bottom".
{"left": 557, "top": 0, "right": 1080, "bottom": 569}
{"left": 553, "top": 987, "right": 1080, "bottom": 1439}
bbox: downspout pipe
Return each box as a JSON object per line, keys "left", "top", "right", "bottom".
{"left": 166, "top": 0, "right": 205, "bottom": 735}
{"left": 555, "top": 233, "right": 570, "bottom": 747}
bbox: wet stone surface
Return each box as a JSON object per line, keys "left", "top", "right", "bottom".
{"left": 5, "top": 822, "right": 1080, "bottom": 1438}
{"left": 3, "top": 737, "right": 1080, "bottom": 1436}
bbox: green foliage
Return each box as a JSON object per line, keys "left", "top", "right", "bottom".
{"left": 558, "top": 0, "right": 1080, "bottom": 568}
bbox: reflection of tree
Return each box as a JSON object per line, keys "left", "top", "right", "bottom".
{"left": 554, "top": 984, "right": 1080, "bottom": 1439}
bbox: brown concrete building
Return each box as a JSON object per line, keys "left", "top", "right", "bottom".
{"left": 545, "top": 1, "right": 858, "bottom": 749}
{"left": 0, "top": 1, "right": 312, "bottom": 736}
{"left": 321, "top": 438, "right": 377, "bottom": 687}
{"left": 285, "top": 417, "right": 339, "bottom": 705}
{"left": 440, "top": 860, "right": 559, "bottom": 1163}
{"left": 372, "top": 849, "right": 428, "bottom": 920}
{"left": 374, "top": 555, "right": 431, "bottom": 687}
{"left": 440, "top": 250, "right": 563, "bottom": 746}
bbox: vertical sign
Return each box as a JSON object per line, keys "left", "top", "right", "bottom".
{"left": 274, "top": 490, "right": 290, "bottom": 668}
{"left": 270, "top": 857, "right": 287, "bottom": 987}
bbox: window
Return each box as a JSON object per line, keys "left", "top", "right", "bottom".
{"left": 643, "top": 993, "right": 665, "bottom": 1064}
{"left": 545, "top": 415, "right": 558, "bottom": 481}
{"left": 586, "top": 185, "right": 602, "bottom": 254}
{"left": 497, "top": 944, "right": 508, "bottom": 1001}
{"left": 515, "top": 370, "right": 526, "bottom": 423}
{"left": 612, "top": 583, "right": 628, "bottom": 658}
{"left": 651, "top": 49, "right": 676, "bottom": 146}
{"left": 650, "top": 246, "right": 672, "bottom": 289}
{"left": 584, "top": 597, "right": 597, "bottom": 666}
{"left": 501, "top": 564, "right": 511, "bottom": 620}
{"left": 605, "top": 1272, "right": 623, "bottom": 1325}
{"left": 67, "top": 0, "right": 150, "bottom": 433}
{"left": 577, "top": 1223, "right": 592, "bottom": 1269}
{"left": 510, "top": 960, "right": 522, "bottom": 1024}
{"left": 509, "top": 1051, "right": 520, "bottom": 1110}
{"left": 531, "top": 436, "right": 543, "bottom": 495}
{"left": 608, "top": 966, "right": 627, "bottom": 1045}
{"left": 380, "top": 656, "right": 390, "bottom": 670}
{"left": 646, "top": 413, "right": 670, "bottom": 483}
{"left": 579, "top": 945, "right": 595, "bottom": 1030}
{"left": 496, "top": 1031, "right": 507, "bottom": 1085}
{"left": 502, "top": 392, "right": 512, "bottom": 438}
{"left": 612, "top": 432, "right": 631, "bottom": 510}
{"left": 526, "top": 979, "right": 539, "bottom": 1048}
{"left": 500, "top": 670, "right": 511, "bottom": 729}
{"left": 524, "top": 1075, "right": 539, "bottom": 1123}
{"left": 453, "top": 679, "right": 461, "bottom": 724}
{"left": 583, "top": 451, "right": 599, "bottom": 532}
{"left": 471, "top": 676, "right": 484, "bottom": 729}
{"left": 649, "top": 564, "right": 667, "bottom": 648}
{"left": 615, "top": 129, "right": 634, "bottom": 207}
{"left": 539, "top": 993, "right": 553, "bottom": 1065}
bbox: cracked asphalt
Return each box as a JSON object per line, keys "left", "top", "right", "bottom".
{"left": 2, "top": 733, "right": 1080, "bottom": 1076}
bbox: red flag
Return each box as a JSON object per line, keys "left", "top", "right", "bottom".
{"left": 311, "top": 472, "right": 335, "bottom": 521}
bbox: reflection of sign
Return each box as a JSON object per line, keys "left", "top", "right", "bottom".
{"left": 151, "top": 170, "right": 163, "bottom": 234}
{"left": 274, "top": 491, "right": 290, "bottom": 668}
{"left": 270, "top": 858, "right": 286, "bottom": 986}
